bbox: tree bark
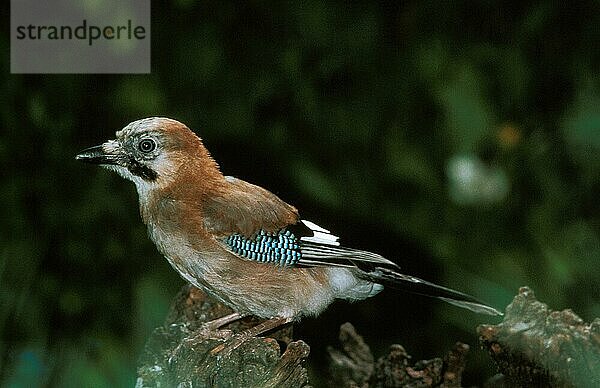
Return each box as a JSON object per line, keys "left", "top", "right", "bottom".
{"left": 136, "top": 285, "right": 309, "bottom": 388}
{"left": 478, "top": 286, "right": 600, "bottom": 387}
{"left": 137, "top": 285, "right": 599, "bottom": 387}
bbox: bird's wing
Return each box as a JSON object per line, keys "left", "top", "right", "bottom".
{"left": 221, "top": 217, "right": 400, "bottom": 269}
{"left": 203, "top": 177, "right": 399, "bottom": 270}
{"left": 203, "top": 176, "right": 300, "bottom": 238}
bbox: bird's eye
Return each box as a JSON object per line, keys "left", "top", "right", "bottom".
{"left": 138, "top": 139, "right": 156, "bottom": 153}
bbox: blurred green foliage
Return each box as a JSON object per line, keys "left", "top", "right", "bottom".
{"left": 1, "top": 1, "right": 599, "bottom": 386}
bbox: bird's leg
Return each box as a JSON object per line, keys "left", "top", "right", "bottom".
{"left": 197, "top": 312, "right": 243, "bottom": 335}
{"left": 210, "top": 316, "right": 293, "bottom": 355}
{"left": 169, "top": 312, "right": 243, "bottom": 365}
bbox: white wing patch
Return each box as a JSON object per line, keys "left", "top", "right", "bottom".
{"left": 297, "top": 219, "right": 400, "bottom": 270}
{"left": 300, "top": 220, "right": 340, "bottom": 246}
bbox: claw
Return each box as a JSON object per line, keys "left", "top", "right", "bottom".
{"left": 167, "top": 313, "right": 243, "bottom": 365}
{"left": 170, "top": 315, "right": 292, "bottom": 363}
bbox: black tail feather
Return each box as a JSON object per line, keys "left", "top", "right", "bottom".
{"left": 363, "top": 267, "right": 502, "bottom": 316}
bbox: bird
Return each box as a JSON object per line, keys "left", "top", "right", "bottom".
{"left": 76, "top": 117, "right": 501, "bottom": 345}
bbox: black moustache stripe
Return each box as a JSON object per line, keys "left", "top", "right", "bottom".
{"left": 127, "top": 159, "right": 158, "bottom": 181}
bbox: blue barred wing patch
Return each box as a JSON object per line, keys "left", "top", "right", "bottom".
{"left": 225, "top": 229, "right": 302, "bottom": 267}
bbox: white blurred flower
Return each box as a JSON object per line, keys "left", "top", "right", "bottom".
{"left": 446, "top": 154, "right": 509, "bottom": 205}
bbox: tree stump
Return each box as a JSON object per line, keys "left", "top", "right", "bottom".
{"left": 136, "top": 285, "right": 310, "bottom": 387}
{"left": 478, "top": 286, "right": 600, "bottom": 387}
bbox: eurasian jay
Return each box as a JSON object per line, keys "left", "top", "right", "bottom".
{"left": 76, "top": 117, "right": 501, "bottom": 344}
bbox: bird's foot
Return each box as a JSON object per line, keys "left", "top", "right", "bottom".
{"left": 209, "top": 316, "right": 292, "bottom": 356}
{"left": 168, "top": 312, "right": 242, "bottom": 365}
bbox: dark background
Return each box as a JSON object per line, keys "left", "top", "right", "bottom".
{"left": 1, "top": 1, "right": 599, "bottom": 386}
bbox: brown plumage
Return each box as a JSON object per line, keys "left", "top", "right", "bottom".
{"left": 76, "top": 117, "right": 502, "bottom": 322}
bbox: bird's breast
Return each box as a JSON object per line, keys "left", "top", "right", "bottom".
{"left": 147, "top": 223, "right": 206, "bottom": 281}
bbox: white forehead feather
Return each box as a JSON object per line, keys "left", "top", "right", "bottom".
{"left": 116, "top": 117, "right": 182, "bottom": 138}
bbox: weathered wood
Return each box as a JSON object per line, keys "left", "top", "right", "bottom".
{"left": 137, "top": 285, "right": 599, "bottom": 387}
{"left": 327, "top": 322, "right": 469, "bottom": 387}
{"left": 478, "top": 286, "right": 600, "bottom": 387}
{"left": 136, "top": 285, "right": 309, "bottom": 388}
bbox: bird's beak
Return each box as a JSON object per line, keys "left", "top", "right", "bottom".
{"left": 75, "top": 141, "right": 121, "bottom": 165}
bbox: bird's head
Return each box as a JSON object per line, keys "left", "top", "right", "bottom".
{"left": 76, "top": 117, "right": 220, "bottom": 197}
